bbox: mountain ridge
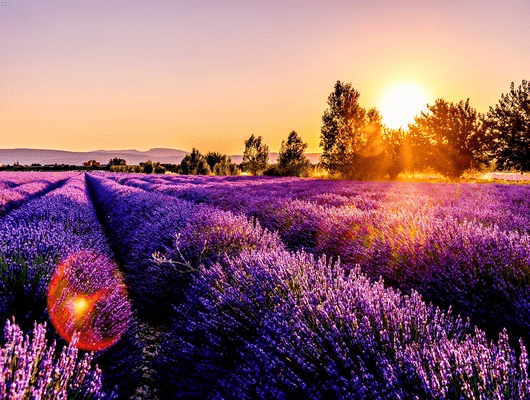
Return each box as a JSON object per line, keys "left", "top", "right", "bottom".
{"left": 0, "top": 148, "right": 321, "bottom": 166}
{"left": 0, "top": 148, "right": 188, "bottom": 166}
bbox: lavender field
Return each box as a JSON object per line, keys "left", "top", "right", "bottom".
{"left": 2, "top": 171, "right": 530, "bottom": 399}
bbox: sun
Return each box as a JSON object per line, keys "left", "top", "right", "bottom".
{"left": 378, "top": 83, "right": 429, "bottom": 130}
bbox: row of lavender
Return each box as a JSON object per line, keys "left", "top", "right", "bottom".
{"left": 3, "top": 171, "right": 530, "bottom": 398}
{"left": 110, "top": 173, "right": 530, "bottom": 348}
{"left": 84, "top": 173, "right": 285, "bottom": 398}
{"left": 86, "top": 172, "right": 530, "bottom": 399}
{"left": 0, "top": 173, "right": 142, "bottom": 398}
{"left": 0, "top": 171, "right": 76, "bottom": 216}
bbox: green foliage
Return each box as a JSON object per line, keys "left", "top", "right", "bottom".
{"left": 355, "top": 108, "right": 391, "bottom": 180}
{"left": 142, "top": 160, "right": 153, "bottom": 174}
{"left": 110, "top": 165, "right": 128, "bottom": 173}
{"left": 110, "top": 162, "right": 159, "bottom": 174}
{"left": 408, "top": 98, "right": 486, "bottom": 179}
{"left": 277, "top": 131, "right": 311, "bottom": 177}
{"left": 0, "top": 253, "right": 52, "bottom": 292}
{"left": 263, "top": 164, "right": 282, "bottom": 176}
{"left": 213, "top": 160, "right": 239, "bottom": 176}
{"left": 383, "top": 128, "right": 407, "bottom": 180}
{"left": 205, "top": 152, "right": 223, "bottom": 171}
{"left": 206, "top": 152, "right": 239, "bottom": 175}
{"left": 320, "top": 81, "right": 365, "bottom": 178}
{"left": 486, "top": 80, "right": 530, "bottom": 171}
{"left": 320, "top": 81, "right": 391, "bottom": 180}
{"left": 161, "top": 163, "right": 179, "bottom": 173}
{"left": 108, "top": 157, "right": 127, "bottom": 166}
{"left": 140, "top": 160, "right": 156, "bottom": 174}
{"left": 241, "top": 134, "right": 269, "bottom": 175}
{"left": 179, "top": 148, "right": 211, "bottom": 175}
{"left": 154, "top": 165, "right": 166, "bottom": 174}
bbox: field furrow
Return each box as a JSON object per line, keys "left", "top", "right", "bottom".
{"left": 109, "top": 174, "right": 530, "bottom": 347}
{"left": 85, "top": 172, "right": 285, "bottom": 398}
{"left": 0, "top": 173, "right": 142, "bottom": 398}
{"left": 2, "top": 171, "right": 530, "bottom": 399}
{"left": 85, "top": 172, "right": 530, "bottom": 399}
{"left": 0, "top": 172, "right": 78, "bottom": 216}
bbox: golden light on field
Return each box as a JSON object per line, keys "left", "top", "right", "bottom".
{"left": 378, "top": 83, "right": 430, "bottom": 130}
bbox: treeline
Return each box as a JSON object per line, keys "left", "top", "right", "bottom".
{"left": 108, "top": 153, "right": 241, "bottom": 175}
{"left": 0, "top": 163, "right": 108, "bottom": 172}
{"left": 108, "top": 130, "right": 315, "bottom": 177}
{"left": 320, "top": 79, "right": 530, "bottom": 180}
{"left": 4, "top": 79, "right": 527, "bottom": 180}
{"left": 122, "top": 78, "right": 529, "bottom": 180}
{"left": 168, "top": 130, "right": 314, "bottom": 177}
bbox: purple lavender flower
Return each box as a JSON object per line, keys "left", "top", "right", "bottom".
{"left": 0, "top": 173, "right": 143, "bottom": 398}
{"left": 0, "top": 318, "right": 107, "bottom": 399}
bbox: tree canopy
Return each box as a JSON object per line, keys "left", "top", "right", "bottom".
{"left": 277, "top": 130, "right": 311, "bottom": 177}
{"left": 486, "top": 80, "right": 530, "bottom": 171}
{"left": 320, "top": 81, "right": 392, "bottom": 180}
{"left": 408, "top": 98, "right": 485, "bottom": 178}
{"left": 241, "top": 134, "right": 269, "bottom": 175}
{"left": 205, "top": 152, "right": 239, "bottom": 176}
{"left": 179, "top": 148, "right": 211, "bottom": 175}
{"left": 320, "top": 81, "right": 366, "bottom": 178}
{"left": 108, "top": 157, "right": 127, "bottom": 166}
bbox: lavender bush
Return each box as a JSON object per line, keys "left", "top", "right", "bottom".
{"left": 0, "top": 172, "right": 73, "bottom": 187}
{"left": 112, "top": 174, "right": 530, "bottom": 346}
{"left": 158, "top": 248, "right": 530, "bottom": 399}
{"left": 86, "top": 173, "right": 283, "bottom": 324}
{"left": 47, "top": 249, "right": 132, "bottom": 352}
{"left": 0, "top": 172, "right": 75, "bottom": 216}
{"left": 0, "top": 318, "right": 107, "bottom": 399}
{"left": 85, "top": 173, "right": 199, "bottom": 324}
{"left": 3, "top": 171, "right": 530, "bottom": 398}
{"left": 0, "top": 174, "right": 142, "bottom": 398}
{"left": 91, "top": 174, "right": 530, "bottom": 398}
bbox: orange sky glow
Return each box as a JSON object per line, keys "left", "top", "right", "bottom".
{"left": 1, "top": 0, "right": 529, "bottom": 155}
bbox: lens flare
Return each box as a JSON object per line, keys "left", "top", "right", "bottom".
{"left": 47, "top": 250, "right": 132, "bottom": 351}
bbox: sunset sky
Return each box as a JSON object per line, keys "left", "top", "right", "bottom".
{"left": 1, "top": 0, "right": 529, "bottom": 155}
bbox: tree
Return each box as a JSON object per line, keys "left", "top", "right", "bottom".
{"left": 486, "top": 80, "right": 530, "bottom": 171}
{"left": 383, "top": 127, "right": 407, "bottom": 180}
{"left": 179, "top": 148, "right": 211, "bottom": 175}
{"left": 154, "top": 164, "right": 166, "bottom": 174}
{"left": 320, "top": 81, "right": 391, "bottom": 180}
{"left": 320, "top": 81, "right": 366, "bottom": 178}
{"left": 108, "top": 157, "right": 127, "bottom": 167}
{"left": 205, "top": 152, "right": 224, "bottom": 172}
{"left": 408, "top": 98, "right": 485, "bottom": 178}
{"left": 109, "top": 165, "right": 128, "bottom": 173}
{"left": 213, "top": 159, "right": 239, "bottom": 176}
{"left": 278, "top": 130, "right": 311, "bottom": 177}
{"left": 204, "top": 152, "right": 239, "bottom": 175}
{"left": 355, "top": 108, "right": 392, "bottom": 180}
{"left": 140, "top": 160, "right": 154, "bottom": 174}
{"left": 241, "top": 134, "right": 269, "bottom": 175}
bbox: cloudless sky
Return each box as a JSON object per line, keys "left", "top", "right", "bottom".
{"left": 1, "top": 0, "right": 529, "bottom": 154}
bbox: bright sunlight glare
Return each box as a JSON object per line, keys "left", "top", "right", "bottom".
{"left": 379, "top": 83, "right": 430, "bottom": 130}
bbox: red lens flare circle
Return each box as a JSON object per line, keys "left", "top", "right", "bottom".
{"left": 47, "top": 250, "right": 132, "bottom": 351}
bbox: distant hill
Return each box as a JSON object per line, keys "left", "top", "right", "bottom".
{"left": 0, "top": 148, "right": 321, "bottom": 166}
{"left": 0, "top": 148, "right": 189, "bottom": 166}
